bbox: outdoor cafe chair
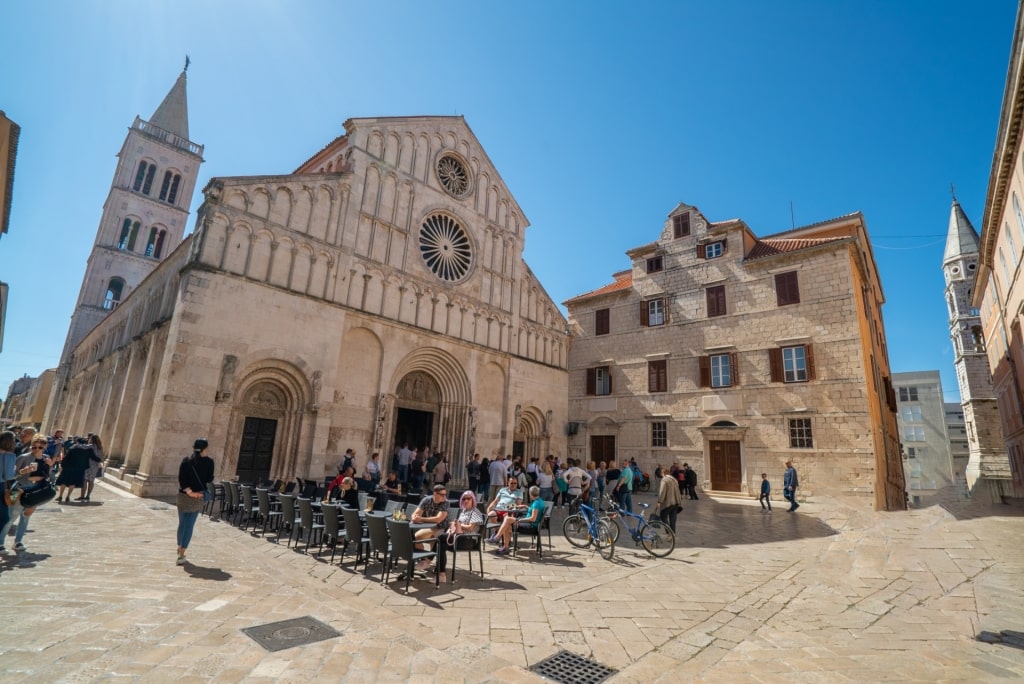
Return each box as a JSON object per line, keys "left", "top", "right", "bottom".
{"left": 255, "top": 488, "right": 282, "bottom": 537}
{"left": 295, "top": 497, "right": 325, "bottom": 553}
{"left": 384, "top": 500, "right": 402, "bottom": 514}
{"left": 358, "top": 492, "right": 368, "bottom": 511}
{"left": 404, "top": 503, "right": 419, "bottom": 519}
{"left": 224, "top": 481, "right": 240, "bottom": 524}
{"left": 277, "top": 494, "right": 301, "bottom": 546}
{"left": 448, "top": 516, "right": 484, "bottom": 582}
{"left": 318, "top": 503, "right": 345, "bottom": 564}
{"left": 513, "top": 501, "right": 554, "bottom": 558}
{"left": 364, "top": 512, "right": 392, "bottom": 583}
{"left": 238, "top": 486, "right": 260, "bottom": 532}
{"left": 385, "top": 517, "right": 439, "bottom": 592}
{"left": 340, "top": 506, "right": 370, "bottom": 572}
{"left": 203, "top": 481, "right": 225, "bottom": 518}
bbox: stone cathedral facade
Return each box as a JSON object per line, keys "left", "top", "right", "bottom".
{"left": 47, "top": 91, "right": 568, "bottom": 495}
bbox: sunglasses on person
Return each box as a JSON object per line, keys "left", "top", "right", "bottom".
{"left": 31, "top": 445, "right": 46, "bottom": 450}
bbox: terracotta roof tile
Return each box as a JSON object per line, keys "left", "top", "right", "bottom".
{"left": 564, "top": 270, "right": 633, "bottom": 306}
{"left": 746, "top": 237, "right": 847, "bottom": 261}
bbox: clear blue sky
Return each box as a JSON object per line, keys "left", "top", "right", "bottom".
{"left": 0, "top": 1, "right": 1017, "bottom": 404}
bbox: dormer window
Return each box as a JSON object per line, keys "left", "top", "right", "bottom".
{"left": 705, "top": 242, "right": 724, "bottom": 258}
{"left": 673, "top": 213, "right": 690, "bottom": 238}
{"left": 646, "top": 256, "right": 663, "bottom": 273}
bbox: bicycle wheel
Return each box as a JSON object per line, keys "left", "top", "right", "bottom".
{"left": 639, "top": 520, "right": 675, "bottom": 557}
{"left": 595, "top": 520, "right": 615, "bottom": 560}
{"left": 599, "top": 512, "right": 620, "bottom": 543}
{"left": 562, "top": 514, "right": 591, "bottom": 548}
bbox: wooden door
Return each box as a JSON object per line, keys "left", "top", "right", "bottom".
{"left": 590, "top": 435, "right": 616, "bottom": 464}
{"left": 709, "top": 440, "right": 741, "bottom": 492}
{"left": 237, "top": 417, "right": 277, "bottom": 484}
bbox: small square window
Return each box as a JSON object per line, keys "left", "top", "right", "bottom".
{"left": 898, "top": 386, "right": 919, "bottom": 402}
{"left": 652, "top": 421, "right": 667, "bottom": 447}
{"left": 587, "top": 366, "right": 612, "bottom": 396}
{"left": 705, "top": 242, "right": 724, "bottom": 259}
{"left": 646, "top": 256, "right": 663, "bottom": 273}
{"left": 903, "top": 426, "right": 925, "bottom": 442}
{"left": 789, "top": 418, "right": 813, "bottom": 448}
{"left": 775, "top": 271, "right": 800, "bottom": 306}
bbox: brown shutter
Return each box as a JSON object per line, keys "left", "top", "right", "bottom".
{"left": 640, "top": 300, "right": 649, "bottom": 327}
{"left": 730, "top": 352, "right": 739, "bottom": 386}
{"left": 721, "top": 238, "right": 728, "bottom": 253}
{"left": 648, "top": 362, "right": 657, "bottom": 392}
{"left": 607, "top": 366, "right": 613, "bottom": 393}
{"left": 775, "top": 273, "right": 786, "bottom": 306}
{"left": 790, "top": 272, "right": 800, "bottom": 304}
{"left": 697, "top": 244, "right": 706, "bottom": 259}
{"left": 706, "top": 288, "right": 715, "bottom": 316}
{"left": 769, "top": 348, "right": 783, "bottom": 383}
{"left": 586, "top": 368, "right": 596, "bottom": 396}
{"left": 805, "top": 344, "right": 815, "bottom": 380}
{"left": 699, "top": 355, "right": 710, "bottom": 388}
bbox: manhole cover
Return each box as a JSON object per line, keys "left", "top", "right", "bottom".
{"left": 242, "top": 616, "right": 341, "bottom": 652}
{"left": 530, "top": 650, "right": 617, "bottom": 684}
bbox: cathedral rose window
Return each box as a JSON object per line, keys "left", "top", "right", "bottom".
{"left": 419, "top": 214, "right": 472, "bottom": 282}
{"left": 436, "top": 154, "right": 471, "bottom": 198}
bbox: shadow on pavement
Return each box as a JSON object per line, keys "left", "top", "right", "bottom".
{"left": 184, "top": 563, "right": 232, "bottom": 581}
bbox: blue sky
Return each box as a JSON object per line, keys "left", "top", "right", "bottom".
{"left": 0, "top": 0, "right": 1017, "bottom": 404}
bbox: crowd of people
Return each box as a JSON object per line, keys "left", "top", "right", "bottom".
{"left": 1, "top": 426, "right": 104, "bottom": 556}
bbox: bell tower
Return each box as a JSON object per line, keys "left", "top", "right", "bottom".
{"left": 943, "top": 194, "right": 1012, "bottom": 502}
{"left": 57, "top": 64, "right": 204, "bottom": 364}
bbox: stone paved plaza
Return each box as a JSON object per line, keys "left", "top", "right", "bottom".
{"left": 2, "top": 483, "right": 1023, "bottom": 683}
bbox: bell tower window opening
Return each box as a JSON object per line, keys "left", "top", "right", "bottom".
{"left": 159, "top": 171, "right": 182, "bottom": 204}
{"left": 154, "top": 229, "right": 167, "bottom": 259}
{"left": 133, "top": 161, "right": 156, "bottom": 195}
{"left": 103, "top": 278, "right": 125, "bottom": 310}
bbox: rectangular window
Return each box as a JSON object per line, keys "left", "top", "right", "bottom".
{"left": 595, "top": 308, "right": 609, "bottom": 336}
{"left": 898, "top": 386, "right": 919, "bottom": 402}
{"left": 901, "top": 406, "right": 922, "bottom": 422}
{"left": 789, "top": 418, "right": 813, "bottom": 448}
{"left": 710, "top": 354, "right": 732, "bottom": 388}
{"left": 586, "top": 366, "right": 612, "bottom": 396}
{"left": 775, "top": 271, "right": 800, "bottom": 306}
{"left": 648, "top": 359, "right": 667, "bottom": 393}
{"left": 648, "top": 299, "right": 664, "bottom": 326}
{"left": 782, "top": 346, "right": 808, "bottom": 382}
{"left": 646, "top": 256, "right": 663, "bottom": 273}
{"left": 705, "top": 242, "right": 724, "bottom": 259}
{"left": 906, "top": 447, "right": 917, "bottom": 458}
{"left": 706, "top": 285, "right": 726, "bottom": 317}
{"left": 651, "top": 421, "right": 667, "bottom": 447}
{"left": 903, "top": 426, "right": 925, "bottom": 442}
{"left": 673, "top": 213, "right": 690, "bottom": 238}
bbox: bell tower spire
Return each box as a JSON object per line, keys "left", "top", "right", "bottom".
{"left": 51, "top": 65, "right": 205, "bottom": 378}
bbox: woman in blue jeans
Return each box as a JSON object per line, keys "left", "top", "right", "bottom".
{"left": 176, "top": 438, "right": 215, "bottom": 566}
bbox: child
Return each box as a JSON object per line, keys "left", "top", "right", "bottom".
{"left": 759, "top": 473, "right": 772, "bottom": 511}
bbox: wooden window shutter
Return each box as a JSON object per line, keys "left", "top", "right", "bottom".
{"left": 699, "top": 355, "right": 710, "bottom": 388}
{"left": 805, "top": 344, "right": 816, "bottom": 380}
{"left": 607, "top": 367, "right": 613, "bottom": 393}
{"left": 662, "top": 297, "right": 670, "bottom": 324}
{"left": 697, "top": 244, "right": 706, "bottom": 259}
{"left": 769, "top": 348, "right": 783, "bottom": 383}
{"left": 640, "top": 300, "right": 649, "bottom": 327}
{"left": 775, "top": 272, "right": 800, "bottom": 306}
{"left": 648, "top": 362, "right": 657, "bottom": 392}
{"left": 721, "top": 238, "right": 728, "bottom": 253}
{"left": 586, "top": 368, "right": 596, "bottom": 395}
{"left": 730, "top": 352, "right": 739, "bottom": 386}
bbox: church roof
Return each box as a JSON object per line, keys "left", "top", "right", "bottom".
{"left": 148, "top": 70, "right": 190, "bottom": 141}
{"left": 564, "top": 270, "right": 633, "bottom": 306}
{"left": 943, "top": 197, "right": 979, "bottom": 263}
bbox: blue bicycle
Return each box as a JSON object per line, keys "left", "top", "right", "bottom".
{"left": 562, "top": 500, "right": 615, "bottom": 560}
{"left": 606, "top": 502, "right": 675, "bottom": 557}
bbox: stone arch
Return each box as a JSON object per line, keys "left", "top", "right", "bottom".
{"left": 226, "top": 359, "right": 312, "bottom": 484}
{"left": 513, "top": 405, "right": 548, "bottom": 463}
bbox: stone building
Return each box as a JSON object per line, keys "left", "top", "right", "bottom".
{"left": 945, "top": 402, "right": 970, "bottom": 497}
{"left": 892, "top": 370, "right": 955, "bottom": 505}
{"left": 1, "top": 110, "right": 22, "bottom": 350}
{"left": 564, "top": 204, "right": 905, "bottom": 510}
{"left": 973, "top": 1, "right": 1024, "bottom": 499}
{"left": 943, "top": 197, "right": 1013, "bottom": 501}
{"left": 46, "top": 102, "right": 568, "bottom": 495}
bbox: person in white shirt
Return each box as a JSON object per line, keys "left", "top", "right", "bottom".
{"left": 487, "top": 457, "right": 508, "bottom": 502}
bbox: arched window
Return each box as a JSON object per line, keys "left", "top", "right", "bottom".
{"left": 153, "top": 229, "right": 167, "bottom": 259}
{"left": 103, "top": 278, "right": 125, "bottom": 310}
{"left": 1013, "top": 193, "right": 1024, "bottom": 246}
{"left": 159, "top": 170, "right": 182, "bottom": 204}
{"left": 118, "top": 218, "right": 132, "bottom": 250}
{"left": 145, "top": 227, "right": 160, "bottom": 256}
{"left": 133, "top": 161, "right": 156, "bottom": 195}
{"left": 971, "top": 326, "right": 985, "bottom": 352}
{"left": 126, "top": 220, "right": 141, "bottom": 251}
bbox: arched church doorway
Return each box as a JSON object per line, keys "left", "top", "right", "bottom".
{"left": 392, "top": 371, "right": 440, "bottom": 452}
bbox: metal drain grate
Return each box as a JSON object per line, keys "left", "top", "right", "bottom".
{"left": 530, "top": 650, "right": 617, "bottom": 684}
{"left": 242, "top": 616, "right": 341, "bottom": 652}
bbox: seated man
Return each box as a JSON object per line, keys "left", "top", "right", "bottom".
{"left": 493, "top": 486, "right": 545, "bottom": 555}
{"left": 485, "top": 475, "right": 525, "bottom": 541}
{"left": 380, "top": 470, "right": 403, "bottom": 498}
{"left": 411, "top": 484, "right": 449, "bottom": 572}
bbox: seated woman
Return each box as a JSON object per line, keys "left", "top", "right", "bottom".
{"left": 493, "top": 486, "right": 545, "bottom": 555}
{"left": 326, "top": 475, "right": 360, "bottom": 509}
{"left": 437, "top": 490, "right": 484, "bottom": 581}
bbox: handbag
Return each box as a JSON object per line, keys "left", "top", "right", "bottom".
{"left": 177, "top": 491, "right": 206, "bottom": 513}
{"left": 20, "top": 480, "right": 57, "bottom": 508}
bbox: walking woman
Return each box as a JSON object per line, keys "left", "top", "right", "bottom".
{"left": 79, "top": 433, "right": 104, "bottom": 502}
{"left": 176, "top": 438, "right": 215, "bottom": 566}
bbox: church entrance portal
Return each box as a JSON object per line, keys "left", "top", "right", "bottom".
{"left": 237, "top": 416, "right": 277, "bottom": 484}
{"left": 395, "top": 407, "right": 434, "bottom": 451}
